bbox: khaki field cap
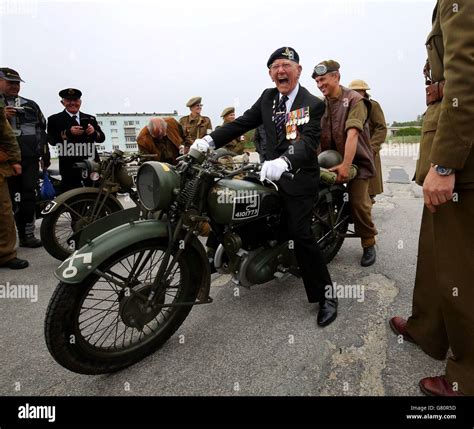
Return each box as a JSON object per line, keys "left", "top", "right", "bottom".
{"left": 312, "top": 60, "right": 340, "bottom": 78}
{"left": 186, "top": 97, "right": 202, "bottom": 108}
{"left": 221, "top": 106, "right": 235, "bottom": 117}
{"left": 349, "top": 79, "right": 371, "bottom": 91}
{"left": 0, "top": 68, "right": 25, "bottom": 82}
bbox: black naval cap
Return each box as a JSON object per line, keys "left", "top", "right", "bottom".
{"left": 59, "top": 88, "right": 82, "bottom": 99}
{"left": 267, "top": 47, "right": 299, "bottom": 68}
{"left": 0, "top": 68, "right": 25, "bottom": 82}
{"left": 311, "top": 60, "right": 340, "bottom": 78}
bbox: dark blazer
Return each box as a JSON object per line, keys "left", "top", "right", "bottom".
{"left": 211, "top": 85, "right": 325, "bottom": 195}
{"left": 47, "top": 110, "right": 105, "bottom": 183}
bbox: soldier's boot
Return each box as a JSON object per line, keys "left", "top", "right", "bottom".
{"left": 19, "top": 221, "right": 43, "bottom": 248}
{"left": 0, "top": 257, "right": 29, "bottom": 269}
{"left": 19, "top": 234, "right": 42, "bottom": 248}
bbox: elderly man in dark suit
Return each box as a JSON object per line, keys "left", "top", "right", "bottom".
{"left": 191, "top": 47, "right": 337, "bottom": 327}
{"left": 47, "top": 88, "right": 105, "bottom": 191}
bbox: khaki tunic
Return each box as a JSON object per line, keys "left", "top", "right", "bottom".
{"left": 179, "top": 115, "right": 212, "bottom": 147}
{"left": 0, "top": 101, "right": 22, "bottom": 264}
{"left": 216, "top": 120, "right": 245, "bottom": 154}
{"left": 367, "top": 99, "right": 387, "bottom": 196}
{"left": 405, "top": 0, "right": 474, "bottom": 395}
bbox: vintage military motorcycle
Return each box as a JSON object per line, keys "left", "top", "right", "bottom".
{"left": 44, "top": 148, "right": 352, "bottom": 374}
{"left": 40, "top": 149, "right": 147, "bottom": 261}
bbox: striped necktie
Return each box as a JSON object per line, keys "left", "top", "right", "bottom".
{"left": 274, "top": 95, "right": 288, "bottom": 141}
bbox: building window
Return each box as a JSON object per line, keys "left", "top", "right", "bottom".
{"left": 135, "top": 121, "right": 140, "bottom": 125}
{"left": 112, "top": 145, "right": 120, "bottom": 150}
{"left": 125, "top": 136, "right": 136, "bottom": 142}
{"left": 111, "top": 129, "right": 118, "bottom": 134}
{"left": 97, "top": 121, "right": 103, "bottom": 126}
{"left": 125, "top": 143, "right": 137, "bottom": 150}
{"left": 125, "top": 120, "right": 136, "bottom": 126}
{"left": 111, "top": 137, "right": 119, "bottom": 143}
{"left": 110, "top": 121, "right": 117, "bottom": 125}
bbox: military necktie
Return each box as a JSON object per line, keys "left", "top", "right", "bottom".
{"left": 274, "top": 95, "right": 288, "bottom": 141}
{"left": 71, "top": 115, "right": 79, "bottom": 124}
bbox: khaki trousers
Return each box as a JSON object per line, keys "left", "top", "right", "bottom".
{"left": 348, "top": 178, "right": 378, "bottom": 247}
{"left": 0, "top": 175, "right": 17, "bottom": 264}
{"left": 406, "top": 191, "right": 474, "bottom": 395}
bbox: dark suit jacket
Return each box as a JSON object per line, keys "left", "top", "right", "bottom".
{"left": 47, "top": 110, "right": 105, "bottom": 183}
{"left": 211, "top": 85, "right": 325, "bottom": 195}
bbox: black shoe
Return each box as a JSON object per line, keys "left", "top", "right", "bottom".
{"left": 317, "top": 298, "right": 338, "bottom": 327}
{"left": 0, "top": 257, "right": 29, "bottom": 269}
{"left": 361, "top": 246, "right": 376, "bottom": 267}
{"left": 19, "top": 235, "right": 43, "bottom": 248}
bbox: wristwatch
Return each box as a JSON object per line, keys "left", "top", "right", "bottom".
{"left": 433, "top": 165, "right": 454, "bottom": 176}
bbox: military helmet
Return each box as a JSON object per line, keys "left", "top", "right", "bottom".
{"left": 348, "top": 79, "right": 370, "bottom": 91}
{"left": 318, "top": 150, "right": 343, "bottom": 168}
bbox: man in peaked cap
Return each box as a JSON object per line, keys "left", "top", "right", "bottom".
{"left": 313, "top": 60, "right": 378, "bottom": 267}
{"left": 0, "top": 67, "right": 49, "bottom": 248}
{"left": 348, "top": 79, "right": 387, "bottom": 203}
{"left": 216, "top": 106, "right": 245, "bottom": 154}
{"left": 179, "top": 96, "right": 212, "bottom": 152}
{"left": 190, "top": 47, "right": 338, "bottom": 327}
{"left": 47, "top": 88, "right": 105, "bottom": 191}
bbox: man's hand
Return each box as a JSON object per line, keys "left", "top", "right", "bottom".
{"left": 423, "top": 166, "right": 455, "bottom": 213}
{"left": 4, "top": 106, "right": 17, "bottom": 120}
{"left": 190, "top": 138, "right": 210, "bottom": 152}
{"left": 85, "top": 124, "right": 96, "bottom": 136}
{"left": 329, "top": 162, "right": 350, "bottom": 183}
{"left": 70, "top": 126, "right": 84, "bottom": 136}
{"left": 11, "top": 163, "right": 22, "bottom": 176}
{"left": 260, "top": 158, "right": 288, "bottom": 181}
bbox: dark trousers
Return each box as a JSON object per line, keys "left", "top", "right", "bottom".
{"left": 280, "top": 190, "right": 333, "bottom": 303}
{"left": 7, "top": 157, "right": 39, "bottom": 237}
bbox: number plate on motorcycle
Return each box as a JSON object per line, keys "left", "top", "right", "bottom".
{"left": 232, "top": 195, "right": 260, "bottom": 220}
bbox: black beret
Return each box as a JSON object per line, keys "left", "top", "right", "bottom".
{"left": 267, "top": 47, "right": 299, "bottom": 68}
{"left": 59, "top": 88, "right": 82, "bottom": 99}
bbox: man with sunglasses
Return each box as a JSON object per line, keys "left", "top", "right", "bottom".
{"left": 190, "top": 47, "right": 338, "bottom": 327}
{"left": 179, "top": 97, "right": 212, "bottom": 153}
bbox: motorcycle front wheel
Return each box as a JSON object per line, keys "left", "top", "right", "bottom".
{"left": 40, "top": 194, "right": 123, "bottom": 261}
{"left": 44, "top": 238, "right": 198, "bottom": 374}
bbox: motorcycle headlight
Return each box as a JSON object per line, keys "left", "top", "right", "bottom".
{"left": 136, "top": 162, "right": 180, "bottom": 211}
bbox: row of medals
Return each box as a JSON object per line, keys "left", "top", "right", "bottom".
{"left": 273, "top": 105, "right": 311, "bottom": 140}
{"left": 285, "top": 107, "right": 310, "bottom": 140}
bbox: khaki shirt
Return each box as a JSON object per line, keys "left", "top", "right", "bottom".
{"left": 179, "top": 114, "right": 212, "bottom": 147}
{"left": 344, "top": 101, "right": 368, "bottom": 133}
{"left": 0, "top": 103, "right": 21, "bottom": 178}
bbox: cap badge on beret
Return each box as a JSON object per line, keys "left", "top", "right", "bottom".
{"left": 282, "top": 47, "right": 294, "bottom": 61}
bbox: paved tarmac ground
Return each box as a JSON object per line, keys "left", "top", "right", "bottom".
{"left": 0, "top": 144, "right": 447, "bottom": 396}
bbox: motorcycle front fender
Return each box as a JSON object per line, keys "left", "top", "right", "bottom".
{"left": 54, "top": 219, "right": 211, "bottom": 301}
{"left": 41, "top": 187, "right": 123, "bottom": 215}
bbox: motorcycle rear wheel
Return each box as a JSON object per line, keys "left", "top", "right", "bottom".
{"left": 313, "top": 188, "right": 350, "bottom": 263}
{"left": 44, "top": 238, "right": 198, "bottom": 374}
{"left": 40, "top": 194, "right": 122, "bottom": 261}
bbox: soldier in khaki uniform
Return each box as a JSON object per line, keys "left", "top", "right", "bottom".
{"left": 313, "top": 60, "right": 378, "bottom": 267}
{"left": 0, "top": 97, "right": 29, "bottom": 269}
{"left": 216, "top": 107, "right": 245, "bottom": 154}
{"left": 348, "top": 80, "right": 387, "bottom": 203}
{"left": 390, "top": 0, "right": 474, "bottom": 396}
{"left": 179, "top": 97, "right": 212, "bottom": 151}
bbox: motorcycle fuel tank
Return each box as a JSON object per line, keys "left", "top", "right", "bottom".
{"left": 207, "top": 178, "right": 280, "bottom": 224}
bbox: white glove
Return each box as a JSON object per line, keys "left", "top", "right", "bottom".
{"left": 190, "top": 135, "right": 214, "bottom": 152}
{"left": 260, "top": 158, "right": 289, "bottom": 181}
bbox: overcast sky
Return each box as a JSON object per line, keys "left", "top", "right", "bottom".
{"left": 1, "top": 0, "right": 435, "bottom": 126}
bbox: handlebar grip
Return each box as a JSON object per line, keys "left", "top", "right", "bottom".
{"left": 281, "top": 171, "right": 294, "bottom": 180}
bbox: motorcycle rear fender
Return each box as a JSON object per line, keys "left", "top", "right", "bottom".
{"left": 41, "top": 187, "right": 123, "bottom": 215}
{"left": 55, "top": 220, "right": 211, "bottom": 301}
